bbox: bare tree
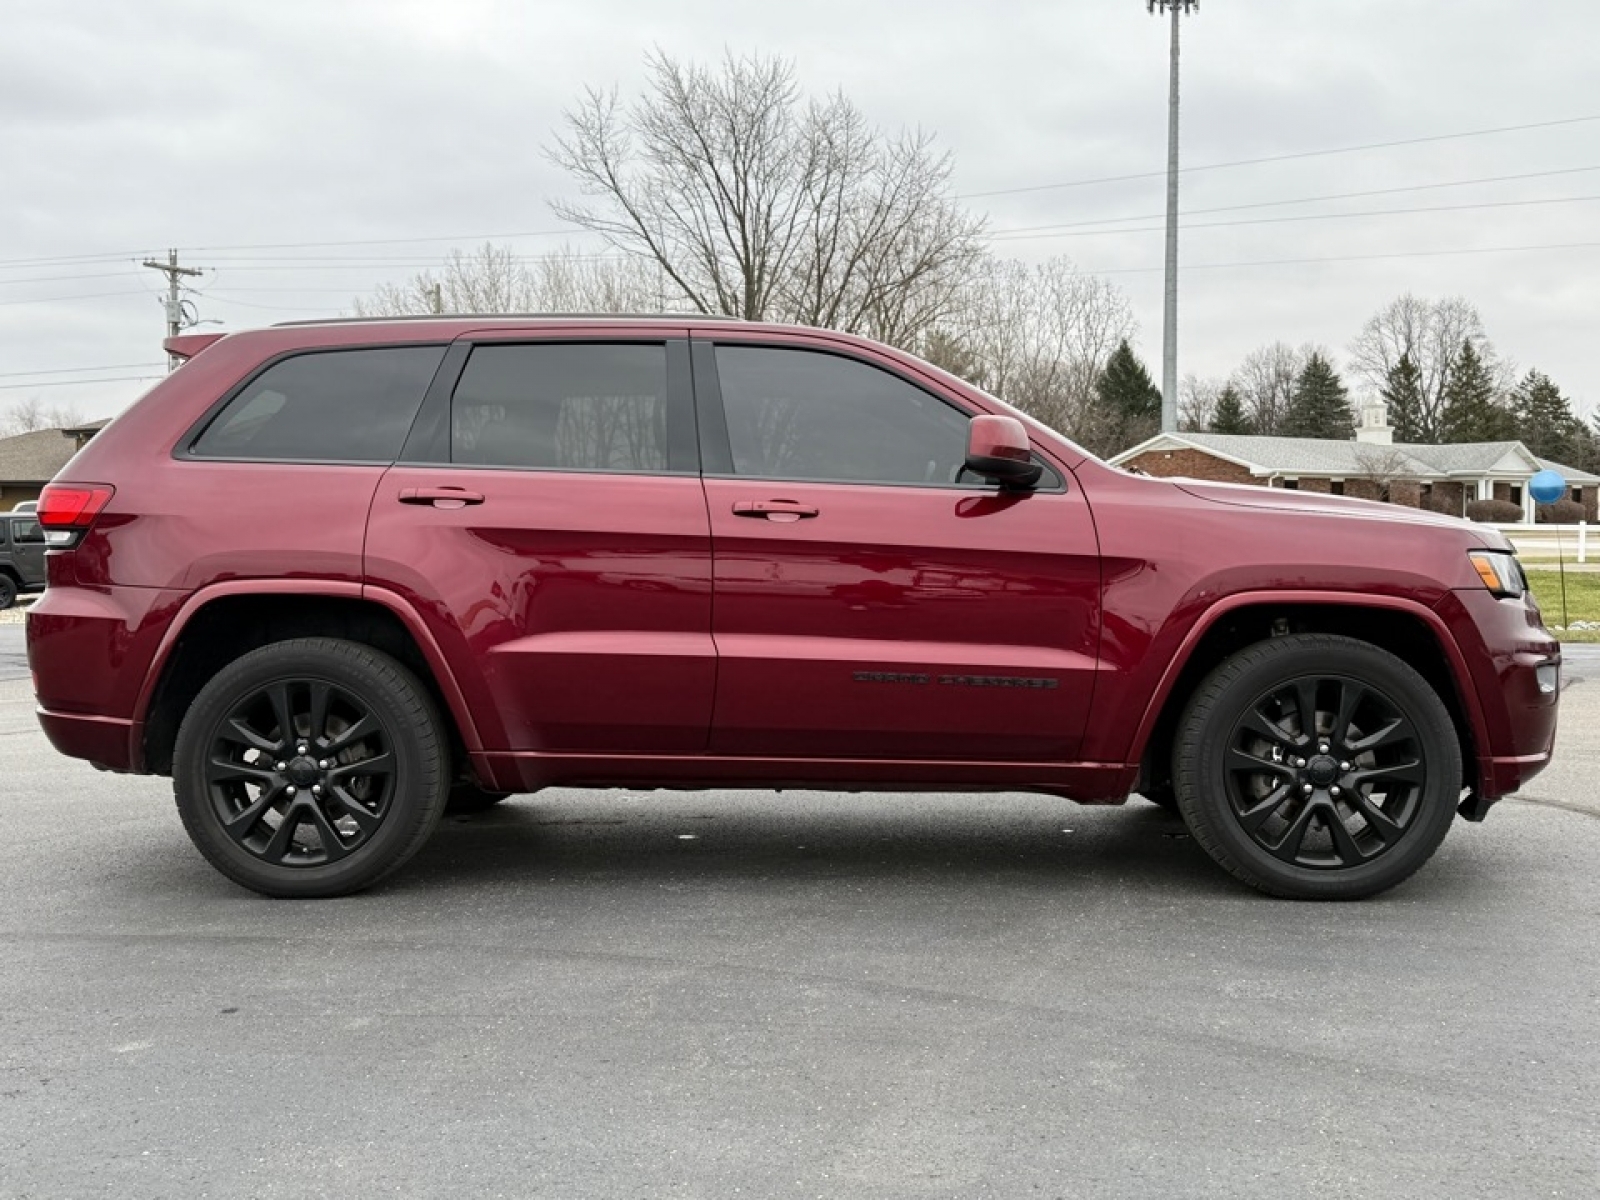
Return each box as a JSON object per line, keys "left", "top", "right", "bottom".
{"left": 1348, "top": 294, "right": 1502, "bottom": 443}
{"left": 355, "top": 243, "right": 665, "bottom": 317}
{"left": 547, "top": 50, "right": 984, "bottom": 349}
{"left": 1352, "top": 444, "right": 1420, "bottom": 503}
{"left": 1230, "top": 342, "right": 1312, "bottom": 437}
{"left": 934, "top": 257, "right": 1136, "bottom": 450}
{"left": 1178, "top": 373, "right": 1223, "bottom": 432}
{"left": 1, "top": 397, "right": 84, "bottom": 437}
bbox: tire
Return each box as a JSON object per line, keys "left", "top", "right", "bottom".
{"left": 446, "top": 783, "right": 512, "bottom": 815}
{"left": 0, "top": 574, "right": 16, "bottom": 610}
{"left": 172, "top": 637, "right": 449, "bottom": 898}
{"left": 1173, "top": 633, "right": 1460, "bottom": 901}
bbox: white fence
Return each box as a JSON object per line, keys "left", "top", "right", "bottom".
{"left": 1490, "top": 523, "right": 1590, "bottom": 564}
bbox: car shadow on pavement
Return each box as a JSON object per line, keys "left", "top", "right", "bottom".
{"left": 386, "top": 793, "right": 1247, "bottom": 899}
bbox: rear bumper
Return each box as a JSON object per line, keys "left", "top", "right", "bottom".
{"left": 36, "top": 707, "right": 136, "bottom": 772}
{"left": 27, "top": 583, "right": 185, "bottom": 774}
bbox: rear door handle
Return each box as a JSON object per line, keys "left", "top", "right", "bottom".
{"left": 399, "top": 486, "right": 486, "bottom": 509}
{"left": 733, "top": 500, "right": 820, "bottom": 523}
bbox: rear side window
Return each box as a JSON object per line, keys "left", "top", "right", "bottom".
{"left": 450, "top": 343, "right": 669, "bottom": 472}
{"left": 191, "top": 346, "right": 446, "bottom": 462}
{"left": 11, "top": 517, "right": 43, "bottom": 544}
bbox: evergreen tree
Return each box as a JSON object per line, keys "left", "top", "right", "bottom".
{"left": 1208, "top": 385, "right": 1253, "bottom": 434}
{"left": 1439, "top": 341, "right": 1514, "bottom": 442}
{"left": 1279, "top": 352, "right": 1354, "bottom": 439}
{"left": 1094, "top": 339, "right": 1162, "bottom": 451}
{"left": 1096, "top": 340, "right": 1162, "bottom": 422}
{"left": 1512, "top": 370, "right": 1584, "bottom": 463}
{"left": 1380, "top": 353, "right": 1426, "bottom": 443}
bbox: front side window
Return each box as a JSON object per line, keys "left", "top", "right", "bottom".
{"left": 714, "top": 346, "right": 972, "bottom": 486}
{"left": 191, "top": 346, "right": 445, "bottom": 462}
{"left": 451, "top": 343, "right": 669, "bottom": 473}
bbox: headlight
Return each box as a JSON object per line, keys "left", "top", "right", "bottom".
{"left": 1468, "top": 550, "right": 1526, "bottom": 599}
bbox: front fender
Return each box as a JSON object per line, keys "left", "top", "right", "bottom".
{"left": 1098, "top": 589, "right": 1489, "bottom": 779}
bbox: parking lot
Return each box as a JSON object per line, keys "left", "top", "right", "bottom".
{"left": 1, "top": 626, "right": 1596, "bottom": 1199}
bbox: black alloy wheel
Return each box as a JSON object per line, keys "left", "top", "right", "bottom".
{"left": 204, "top": 678, "right": 396, "bottom": 868}
{"left": 1223, "top": 674, "right": 1424, "bottom": 869}
{"left": 0, "top": 574, "right": 16, "bottom": 610}
{"left": 1174, "top": 634, "right": 1460, "bottom": 900}
{"left": 174, "top": 638, "right": 448, "bottom": 898}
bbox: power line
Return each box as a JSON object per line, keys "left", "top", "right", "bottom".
{"left": 200, "top": 295, "right": 331, "bottom": 313}
{"left": 0, "top": 362, "right": 166, "bottom": 380}
{"left": 0, "top": 375, "right": 162, "bottom": 392}
{"left": 0, "top": 290, "right": 150, "bottom": 308}
{"left": 5, "top": 236, "right": 1597, "bottom": 316}
{"left": 0, "top": 270, "right": 145, "bottom": 287}
{"left": 959, "top": 114, "right": 1600, "bottom": 200}
{"left": 1088, "top": 239, "right": 1600, "bottom": 275}
{"left": 988, "top": 192, "right": 1600, "bottom": 243}
{"left": 0, "top": 229, "right": 585, "bottom": 270}
{"left": 988, "top": 165, "right": 1600, "bottom": 236}
{"left": 2, "top": 114, "right": 1598, "bottom": 272}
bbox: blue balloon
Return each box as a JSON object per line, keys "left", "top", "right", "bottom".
{"left": 1528, "top": 469, "right": 1567, "bottom": 506}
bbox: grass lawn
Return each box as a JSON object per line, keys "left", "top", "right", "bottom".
{"left": 1524, "top": 567, "right": 1600, "bottom": 643}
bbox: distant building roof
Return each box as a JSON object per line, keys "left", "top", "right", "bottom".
{"left": 0, "top": 427, "right": 86, "bottom": 486}
{"left": 1534, "top": 456, "right": 1600, "bottom": 485}
{"left": 1113, "top": 432, "right": 1600, "bottom": 485}
{"left": 61, "top": 418, "right": 112, "bottom": 438}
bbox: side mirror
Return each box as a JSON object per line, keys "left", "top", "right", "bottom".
{"left": 965, "top": 415, "right": 1042, "bottom": 489}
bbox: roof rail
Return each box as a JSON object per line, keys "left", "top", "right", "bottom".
{"left": 272, "top": 312, "right": 745, "bottom": 327}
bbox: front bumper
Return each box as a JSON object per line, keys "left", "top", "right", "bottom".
{"left": 1435, "top": 587, "right": 1560, "bottom": 803}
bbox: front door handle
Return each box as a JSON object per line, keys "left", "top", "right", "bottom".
{"left": 733, "top": 500, "right": 820, "bottom": 523}
{"left": 399, "top": 486, "right": 486, "bottom": 509}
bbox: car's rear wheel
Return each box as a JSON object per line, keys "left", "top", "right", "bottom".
{"left": 173, "top": 638, "right": 448, "bottom": 898}
{"left": 0, "top": 574, "right": 17, "bottom": 610}
{"left": 1174, "top": 633, "right": 1460, "bottom": 900}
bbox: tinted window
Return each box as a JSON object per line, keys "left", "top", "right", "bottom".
{"left": 715, "top": 346, "right": 972, "bottom": 486}
{"left": 451, "top": 343, "right": 669, "bottom": 473}
{"left": 11, "top": 517, "right": 42, "bottom": 544}
{"left": 192, "top": 346, "right": 445, "bottom": 462}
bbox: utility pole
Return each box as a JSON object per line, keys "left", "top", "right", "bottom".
{"left": 1149, "top": 0, "right": 1198, "bottom": 433}
{"left": 142, "top": 249, "right": 204, "bottom": 370}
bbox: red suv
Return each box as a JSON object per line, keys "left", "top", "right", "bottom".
{"left": 27, "top": 317, "right": 1561, "bottom": 900}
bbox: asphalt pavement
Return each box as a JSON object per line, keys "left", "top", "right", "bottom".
{"left": 1, "top": 626, "right": 1596, "bottom": 1199}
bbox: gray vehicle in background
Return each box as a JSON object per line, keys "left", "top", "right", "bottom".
{"left": 0, "top": 512, "right": 47, "bottom": 608}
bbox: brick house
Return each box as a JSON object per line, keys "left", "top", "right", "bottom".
{"left": 1111, "top": 401, "right": 1598, "bottom": 524}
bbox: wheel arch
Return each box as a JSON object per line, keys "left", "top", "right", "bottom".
{"left": 1132, "top": 593, "right": 1487, "bottom": 801}
{"left": 137, "top": 583, "right": 483, "bottom": 776}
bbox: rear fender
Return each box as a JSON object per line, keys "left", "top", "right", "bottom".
{"left": 131, "top": 580, "right": 485, "bottom": 770}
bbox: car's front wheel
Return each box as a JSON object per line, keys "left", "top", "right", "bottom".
{"left": 172, "top": 638, "right": 449, "bottom": 898}
{"left": 1174, "top": 633, "right": 1461, "bottom": 900}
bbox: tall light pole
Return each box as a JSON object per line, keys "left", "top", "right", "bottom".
{"left": 1149, "top": 0, "right": 1198, "bottom": 433}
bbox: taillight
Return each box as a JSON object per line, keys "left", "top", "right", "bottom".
{"left": 37, "top": 484, "right": 115, "bottom": 547}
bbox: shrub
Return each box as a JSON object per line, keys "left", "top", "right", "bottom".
{"left": 1420, "top": 493, "right": 1460, "bottom": 516}
{"left": 1536, "top": 498, "right": 1584, "bottom": 525}
{"left": 1465, "top": 499, "right": 1524, "bottom": 523}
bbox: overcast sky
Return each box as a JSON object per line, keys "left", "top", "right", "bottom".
{"left": 5, "top": 0, "right": 1598, "bottom": 427}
